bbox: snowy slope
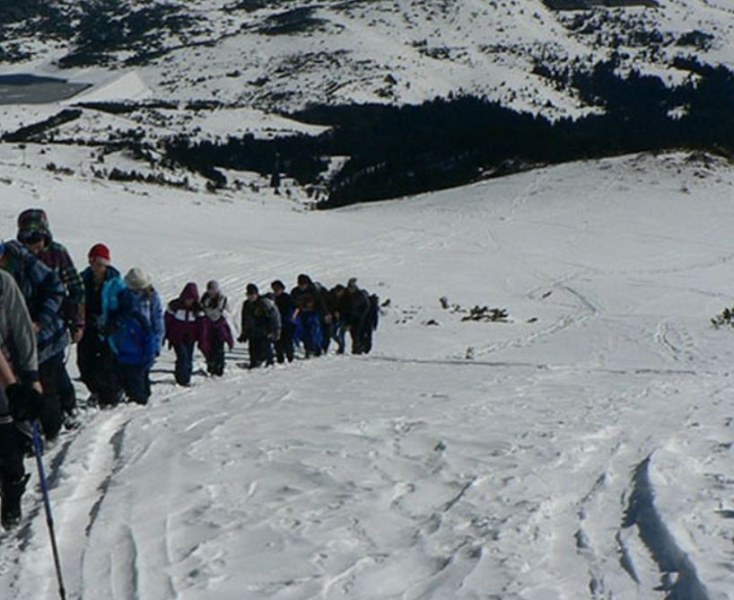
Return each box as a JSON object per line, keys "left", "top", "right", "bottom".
{"left": 0, "top": 150, "right": 732, "bottom": 598}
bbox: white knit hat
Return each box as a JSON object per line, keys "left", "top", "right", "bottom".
{"left": 125, "top": 267, "right": 153, "bottom": 291}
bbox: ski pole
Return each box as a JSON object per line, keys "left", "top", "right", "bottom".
{"left": 31, "top": 420, "right": 66, "bottom": 600}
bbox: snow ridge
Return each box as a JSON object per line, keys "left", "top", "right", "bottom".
{"left": 622, "top": 456, "right": 709, "bottom": 599}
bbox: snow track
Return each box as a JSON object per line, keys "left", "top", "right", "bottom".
{"left": 10, "top": 411, "right": 136, "bottom": 599}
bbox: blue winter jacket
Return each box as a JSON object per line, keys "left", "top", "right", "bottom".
{"left": 2, "top": 240, "right": 67, "bottom": 364}
{"left": 110, "top": 287, "right": 164, "bottom": 367}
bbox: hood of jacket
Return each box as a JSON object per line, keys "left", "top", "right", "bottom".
{"left": 168, "top": 282, "right": 201, "bottom": 313}
{"left": 180, "top": 282, "right": 199, "bottom": 302}
{"left": 17, "top": 209, "right": 52, "bottom": 244}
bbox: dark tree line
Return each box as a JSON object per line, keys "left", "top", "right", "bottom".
{"left": 164, "top": 134, "right": 329, "bottom": 189}
{"left": 160, "top": 59, "right": 734, "bottom": 207}
{"left": 3, "top": 110, "right": 82, "bottom": 143}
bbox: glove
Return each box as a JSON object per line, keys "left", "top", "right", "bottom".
{"left": 6, "top": 384, "right": 44, "bottom": 422}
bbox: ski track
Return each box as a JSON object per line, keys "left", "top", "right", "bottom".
{"left": 655, "top": 319, "right": 699, "bottom": 365}
{"left": 462, "top": 279, "right": 603, "bottom": 362}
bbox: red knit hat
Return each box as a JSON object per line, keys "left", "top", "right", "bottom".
{"left": 88, "top": 243, "right": 111, "bottom": 265}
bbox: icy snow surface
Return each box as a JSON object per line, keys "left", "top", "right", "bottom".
{"left": 64, "top": 72, "right": 153, "bottom": 105}
{"left": 0, "top": 151, "right": 733, "bottom": 599}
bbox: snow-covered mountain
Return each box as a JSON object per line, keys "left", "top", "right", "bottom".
{"left": 0, "top": 0, "right": 734, "bottom": 116}
{"left": 0, "top": 149, "right": 733, "bottom": 598}
{"left": 1, "top": 0, "right": 732, "bottom": 116}
{"left": 1, "top": 0, "right": 734, "bottom": 207}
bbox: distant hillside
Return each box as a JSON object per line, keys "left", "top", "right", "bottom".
{"left": 1, "top": 0, "right": 734, "bottom": 206}
{"left": 0, "top": 0, "right": 732, "bottom": 116}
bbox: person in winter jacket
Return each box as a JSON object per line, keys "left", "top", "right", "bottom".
{"left": 200, "top": 281, "right": 234, "bottom": 376}
{"left": 312, "top": 277, "right": 333, "bottom": 354}
{"left": 78, "top": 244, "right": 125, "bottom": 407}
{"left": 17, "top": 209, "right": 84, "bottom": 421}
{"left": 270, "top": 280, "right": 295, "bottom": 364}
{"left": 0, "top": 268, "right": 43, "bottom": 528}
{"left": 110, "top": 268, "right": 163, "bottom": 405}
{"left": 346, "top": 278, "right": 373, "bottom": 355}
{"left": 16, "top": 210, "right": 85, "bottom": 342}
{"left": 291, "top": 274, "right": 326, "bottom": 358}
{"left": 0, "top": 239, "right": 67, "bottom": 441}
{"left": 0, "top": 351, "right": 43, "bottom": 530}
{"left": 165, "top": 282, "right": 204, "bottom": 386}
{"left": 239, "top": 284, "right": 281, "bottom": 369}
{"left": 327, "top": 284, "right": 349, "bottom": 354}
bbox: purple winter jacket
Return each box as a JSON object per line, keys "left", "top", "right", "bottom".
{"left": 199, "top": 291, "right": 235, "bottom": 360}
{"left": 164, "top": 283, "right": 204, "bottom": 347}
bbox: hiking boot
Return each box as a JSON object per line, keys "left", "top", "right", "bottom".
{"left": 1, "top": 474, "right": 30, "bottom": 530}
{"left": 98, "top": 390, "right": 123, "bottom": 408}
{"left": 63, "top": 412, "right": 81, "bottom": 431}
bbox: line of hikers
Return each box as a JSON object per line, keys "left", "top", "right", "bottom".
{"left": 0, "top": 208, "right": 379, "bottom": 529}
{"left": 165, "top": 273, "right": 380, "bottom": 385}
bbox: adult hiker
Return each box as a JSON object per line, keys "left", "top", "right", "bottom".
{"left": 17, "top": 209, "right": 84, "bottom": 424}
{"left": 327, "top": 283, "right": 349, "bottom": 354}
{"left": 78, "top": 243, "right": 125, "bottom": 407}
{"left": 346, "top": 278, "right": 373, "bottom": 355}
{"left": 270, "top": 280, "right": 296, "bottom": 364}
{"left": 0, "top": 240, "right": 67, "bottom": 441}
{"left": 239, "top": 283, "right": 281, "bottom": 369}
{"left": 0, "top": 269, "right": 44, "bottom": 528}
{"left": 291, "top": 274, "right": 326, "bottom": 358}
{"left": 164, "top": 282, "right": 204, "bottom": 386}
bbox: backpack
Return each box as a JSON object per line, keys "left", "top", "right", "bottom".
{"left": 113, "top": 290, "right": 158, "bottom": 366}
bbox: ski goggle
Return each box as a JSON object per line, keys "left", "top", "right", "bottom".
{"left": 18, "top": 230, "right": 45, "bottom": 245}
